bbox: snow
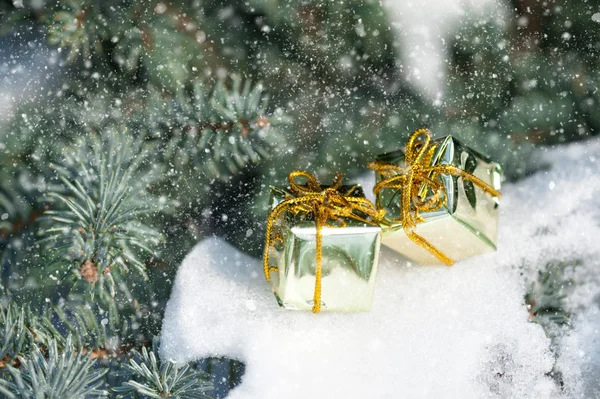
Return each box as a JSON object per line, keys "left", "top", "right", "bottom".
{"left": 558, "top": 307, "right": 600, "bottom": 398}
{"left": 0, "top": 32, "right": 60, "bottom": 121}
{"left": 160, "top": 138, "right": 600, "bottom": 398}
{"left": 384, "top": 0, "right": 506, "bottom": 98}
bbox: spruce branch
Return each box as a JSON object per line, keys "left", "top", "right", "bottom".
{"left": 0, "top": 175, "right": 33, "bottom": 239}
{"left": 0, "top": 168, "right": 47, "bottom": 287}
{"left": 113, "top": 343, "right": 213, "bottom": 399}
{"left": 0, "top": 305, "right": 62, "bottom": 370}
{"left": 53, "top": 299, "right": 144, "bottom": 356}
{"left": 42, "top": 0, "right": 224, "bottom": 89}
{"left": 525, "top": 260, "right": 579, "bottom": 330}
{"left": 39, "top": 131, "right": 168, "bottom": 300}
{"left": 0, "top": 300, "right": 150, "bottom": 373}
{"left": 0, "top": 336, "right": 107, "bottom": 399}
{"left": 46, "top": 0, "right": 108, "bottom": 62}
{"left": 0, "top": 306, "right": 28, "bottom": 369}
{"left": 157, "top": 76, "right": 290, "bottom": 181}
{"left": 0, "top": 303, "right": 216, "bottom": 398}
{"left": 524, "top": 260, "right": 579, "bottom": 390}
{"left": 0, "top": 304, "right": 108, "bottom": 370}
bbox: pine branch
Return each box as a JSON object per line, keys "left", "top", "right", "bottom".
{"left": 0, "top": 336, "right": 107, "bottom": 398}
{"left": 0, "top": 304, "right": 109, "bottom": 370}
{"left": 0, "top": 303, "right": 215, "bottom": 397}
{"left": 113, "top": 343, "right": 213, "bottom": 399}
{"left": 38, "top": 130, "right": 169, "bottom": 300}
{"left": 445, "top": 4, "right": 600, "bottom": 154}
{"left": 523, "top": 259, "right": 580, "bottom": 390}
{"left": 0, "top": 165, "right": 43, "bottom": 232}
{"left": 54, "top": 298, "right": 150, "bottom": 355}
{"left": 0, "top": 306, "right": 31, "bottom": 369}
{"left": 42, "top": 0, "right": 224, "bottom": 89}
{"left": 0, "top": 170, "right": 42, "bottom": 289}
{"left": 525, "top": 259, "right": 579, "bottom": 332}
{"left": 156, "top": 77, "right": 289, "bottom": 181}
{"left": 45, "top": 0, "right": 109, "bottom": 62}
{"left": 0, "top": 299, "right": 222, "bottom": 398}
{"left": 7, "top": 76, "right": 289, "bottom": 186}
{"left": 0, "top": 297, "right": 152, "bottom": 370}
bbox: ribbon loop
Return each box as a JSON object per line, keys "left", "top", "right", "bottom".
{"left": 368, "top": 129, "right": 501, "bottom": 266}
{"left": 264, "top": 171, "right": 381, "bottom": 313}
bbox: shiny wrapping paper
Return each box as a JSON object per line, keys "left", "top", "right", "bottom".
{"left": 374, "top": 135, "right": 503, "bottom": 265}
{"left": 266, "top": 185, "right": 381, "bottom": 312}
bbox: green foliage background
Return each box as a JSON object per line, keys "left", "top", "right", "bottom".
{"left": 0, "top": 0, "right": 598, "bottom": 396}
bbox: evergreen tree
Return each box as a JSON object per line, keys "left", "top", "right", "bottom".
{"left": 0, "top": 0, "right": 598, "bottom": 396}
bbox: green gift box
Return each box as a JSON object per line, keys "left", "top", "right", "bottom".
{"left": 371, "top": 131, "right": 502, "bottom": 265}
{"left": 264, "top": 182, "right": 381, "bottom": 312}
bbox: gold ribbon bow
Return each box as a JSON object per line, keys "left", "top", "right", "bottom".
{"left": 263, "top": 170, "right": 383, "bottom": 313}
{"left": 367, "top": 128, "right": 502, "bottom": 266}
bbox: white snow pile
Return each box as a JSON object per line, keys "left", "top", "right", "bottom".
{"left": 161, "top": 138, "right": 600, "bottom": 398}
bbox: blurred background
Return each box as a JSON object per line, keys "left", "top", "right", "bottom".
{"left": 1, "top": 0, "right": 599, "bottom": 397}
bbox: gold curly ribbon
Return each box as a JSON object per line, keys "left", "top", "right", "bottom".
{"left": 263, "top": 170, "right": 384, "bottom": 313}
{"left": 367, "top": 128, "right": 502, "bottom": 266}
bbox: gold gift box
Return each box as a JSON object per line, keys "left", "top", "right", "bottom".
{"left": 266, "top": 185, "right": 381, "bottom": 312}
{"left": 373, "top": 135, "right": 502, "bottom": 265}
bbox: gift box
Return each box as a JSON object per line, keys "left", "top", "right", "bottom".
{"left": 369, "top": 129, "right": 502, "bottom": 265}
{"left": 263, "top": 172, "right": 382, "bottom": 313}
